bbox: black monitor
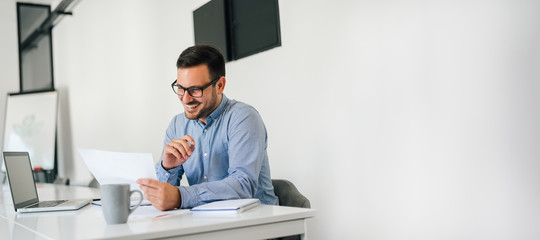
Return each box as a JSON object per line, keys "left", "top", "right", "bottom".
{"left": 193, "top": 0, "right": 230, "bottom": 60}
{"left": 193, "top": 0, "right": 281, "bottom": 62}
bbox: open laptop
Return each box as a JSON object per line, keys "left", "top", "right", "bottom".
{"left": 2, "top": 152, "right": 90, "bottom": 213}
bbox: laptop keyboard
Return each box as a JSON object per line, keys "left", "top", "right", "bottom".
{"left": 27, "top": 200, "right": 68, "bottom": 208}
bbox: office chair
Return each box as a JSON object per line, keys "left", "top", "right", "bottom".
{"left": 272, "top": 179, "right": 311, "bottom": 208}
{"left": 271, "top": 179, "right": 311, "bottom": 240}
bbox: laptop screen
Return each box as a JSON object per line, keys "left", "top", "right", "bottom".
{"left": 3, "top": 152, "right": 39, "bottom": 209}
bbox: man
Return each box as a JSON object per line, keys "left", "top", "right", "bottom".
{"left": 137, "top": 45, "right": 278, "bottom": 210}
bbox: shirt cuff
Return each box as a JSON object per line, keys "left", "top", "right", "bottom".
{"left": 178, "top": 186, "right": 198, "bottom": 208}
{"left": 155, "top": 161, "right": 180, "bottom": 185}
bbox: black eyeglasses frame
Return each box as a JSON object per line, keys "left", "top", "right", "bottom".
{"left": 171, "top": 77, "right": 220, "bottom": 98}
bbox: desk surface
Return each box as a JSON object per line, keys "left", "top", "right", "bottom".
{"left": 1, "top": 183, "right": 316, "bottom": 240}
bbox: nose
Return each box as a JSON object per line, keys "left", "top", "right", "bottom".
{"left": 180, "top": 92, "right": 194, "bottom": 103}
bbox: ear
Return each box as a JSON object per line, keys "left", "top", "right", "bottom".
{"left": 216, "top": 76, "right": 226, "bottom": 94}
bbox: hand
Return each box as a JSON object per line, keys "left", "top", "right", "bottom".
{"left": 137, "top": 178, "right": 181, "bottom": 211}
{"left": 162, "top": 135, "right": 195, "bottom": 170}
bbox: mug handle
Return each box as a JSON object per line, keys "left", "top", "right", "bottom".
{"left": 129, "top": 190, "right": 144, "bottom": 214}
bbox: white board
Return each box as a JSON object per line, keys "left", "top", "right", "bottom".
{"left": 2, "top": 91, "right": 58, "bottom": 170}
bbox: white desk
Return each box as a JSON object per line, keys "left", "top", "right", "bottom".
{"left": 1, "top": 183, "right": 316, "bottom": 240}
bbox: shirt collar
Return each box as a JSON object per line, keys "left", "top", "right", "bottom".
{"left": 204, "top": 94, "right": 229, "bottom": 126}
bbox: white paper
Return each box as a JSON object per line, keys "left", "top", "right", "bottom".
{"left": 91, "top": 205, "right": 190, "bottom": 220}
{"left": 92, "top": 199, "right": 152, "bottom": 207}
{"left": 79, "top": 148, "right": 157, "bottom": 190}
{"left": 130, "top": 206, "right": 190, "bottom": 219}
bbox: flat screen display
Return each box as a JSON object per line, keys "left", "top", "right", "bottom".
{"left": 3, "top": 152, "right": 39, "bottom": 207}
{"left": 193, "top": 0, "right": 230, "bottom": 60}
{"left": 18, "top": 3, "right": 55, "bottom": 92}
{"left": 193, "top": 0, "right": 281, "bottom": 61}
{"left": 229, "top": 0, "right": 281, "bottom": 60}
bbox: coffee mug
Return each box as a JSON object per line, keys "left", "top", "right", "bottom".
{"left": 101, "top": 184, "right": 143, "bottom": 224}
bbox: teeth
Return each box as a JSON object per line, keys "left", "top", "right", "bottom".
{"left": 186, "top": 104, "right": 199, "bottom": 108}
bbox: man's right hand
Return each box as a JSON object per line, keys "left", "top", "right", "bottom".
{"left": 162, "top": 135, "right": 195, "bottom": 170}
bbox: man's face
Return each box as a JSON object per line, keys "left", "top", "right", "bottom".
{"left": 176, "top": 64, "right": 224, "bottom": 123}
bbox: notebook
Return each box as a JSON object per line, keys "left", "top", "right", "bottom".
{"left": 2, "top": 152, "right": 90, "bottom": 213}
{"left": 191, "top": 198, "right": 260, "bottom": 214}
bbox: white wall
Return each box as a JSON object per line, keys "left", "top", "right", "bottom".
{"left": 3, "top": 0, "right": 540, "bottom": 239}
{"left": 0, "top": 0, "right": 19, "bottom": 150}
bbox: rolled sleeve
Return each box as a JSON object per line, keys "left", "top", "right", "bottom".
{"left": 155, "top": 160, "right": 183, "bottom": 186}
{"left": 178, "top": 186, "right": 198, "bottom": 208}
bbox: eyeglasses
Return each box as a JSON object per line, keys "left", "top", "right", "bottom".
{"left": 171, "top": 77, "right": 220, "bottom": 98}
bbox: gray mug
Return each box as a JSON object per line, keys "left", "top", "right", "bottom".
{"left": 101, "top": 184, "right": 143, "bottom": 224}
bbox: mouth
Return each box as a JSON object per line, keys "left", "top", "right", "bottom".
{"left": 184, "top": 102, "right": 200, "bottom": 112}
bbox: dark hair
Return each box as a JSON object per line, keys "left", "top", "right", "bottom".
{"left": 176, "top": 45, "right": 226, "bottom": 80}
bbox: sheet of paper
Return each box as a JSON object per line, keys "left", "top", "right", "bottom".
{"left": 130, "top": 206, "right": 190, "bottom": 219}
{"left": 79, "top": 148, "right": 157, "bottom": 190}
{"left": 91, "top": 205, "right": 190, "bottom": 220}
{"left": 92, "top": 199, "right": 152, "bottom": 207}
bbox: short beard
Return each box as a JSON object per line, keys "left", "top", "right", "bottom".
{"left": 184, "top": 111, "right": 200, "bottom": 120}
{"left": 184, "top": 100, "right": 214, "bottom": 121}
{"left": 184, "top": 101, "right": 202, "bottom": 120}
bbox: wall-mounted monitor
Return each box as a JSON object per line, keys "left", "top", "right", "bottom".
{"left": 193, "top": 0, "right": 230, "bottom": 60}
{"left": 193, "top": 0, "right": 281, "bottom": 62}
{"left": 17, "top": 3, "right": 55, "bottom": 92}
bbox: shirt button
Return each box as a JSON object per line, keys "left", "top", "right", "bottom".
{"left": 204, "top": 153, "right": 208, "bottom": 157}
{"left": 203, "top": 176, "right": 207, "bottom": 180}
{"left": 204, "top": 129, "right": 207, "bottom": 132}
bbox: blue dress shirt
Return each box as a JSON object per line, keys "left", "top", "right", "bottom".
{"left": 156, "top": 94, "right": 279, "bottom": 208}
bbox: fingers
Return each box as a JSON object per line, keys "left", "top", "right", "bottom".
{"left": 162, "top": 135, "right": 195, "bottom": 169}
{"left": 137, "top": 179, "right": 164, "bottom": 200}
{"left": 140, "top": 183, "right": 161, "bottom": 197}
{"left": 163, "top": 143, "right": 184, "bottom": 162}
{"left": 138, "top": 183, "right": 168, "bottom": 210}
{"left": 137, "top": 180, "right": 181, "bottom": 210}
{"left": 136, "top": 178, "right": 159, "bottom": 187}
{"left": 169, "top": 139, "right": 192, "bottom": 158}
{"left": 169, "top": 134, "right": 195, "bottom": 158}
{"left": 181, "top": 135, "right": 195, "bottom": 150}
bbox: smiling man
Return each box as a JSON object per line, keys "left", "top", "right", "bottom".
{"left": 137, "top": 45, "right": 278, "bottom": 210}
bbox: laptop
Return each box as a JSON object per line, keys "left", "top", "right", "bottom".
{"left": 2, "top": 152, "right": 90, "bottom": 213}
